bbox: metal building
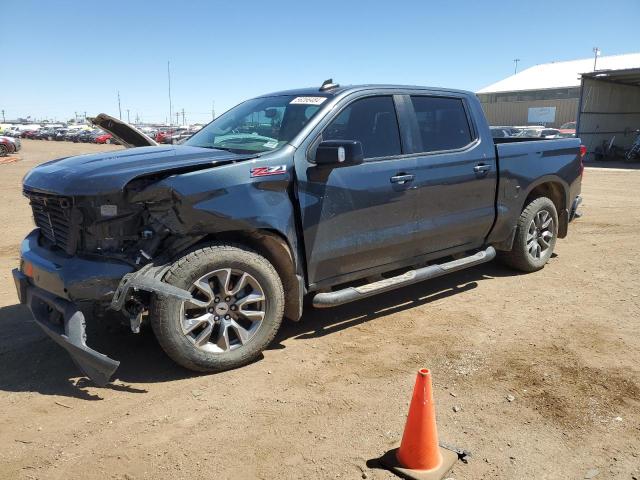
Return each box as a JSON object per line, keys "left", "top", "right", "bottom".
{"left": 577, "top": 68, "right": 640, "bottom": 155}
{"left": 477, "top": 53, "right": 640, "bottom": 128}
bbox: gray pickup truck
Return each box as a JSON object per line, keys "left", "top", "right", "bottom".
{"left": 13, "top": 81, "right": 584, "bottom": 384}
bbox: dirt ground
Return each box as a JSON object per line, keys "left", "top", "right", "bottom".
{"left": 0, "top": 140, "right": 639, "bottom": 480}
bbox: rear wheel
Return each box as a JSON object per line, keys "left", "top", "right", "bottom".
{"left": 0, "top": 144, "right": 7, "bottom": 157}
{"left": 498, "top": 197, "right": 558, "bottom": 272}
{"left": 150, "top": 244, "right": 284, "bottom": 372}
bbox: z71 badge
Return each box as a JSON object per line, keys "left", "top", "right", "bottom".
{"left": 250, "top": 165, "right": 287, "bottom": 178}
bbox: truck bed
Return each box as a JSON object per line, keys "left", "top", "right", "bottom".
{"left": 487, "top": 137, "right": 583, "bottom": 247}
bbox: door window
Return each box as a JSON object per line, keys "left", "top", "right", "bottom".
{"left": 410, "top": 96, "right": 474, "bottom": 153}
{"left": 323, "top": 96, "right": 402, "bottom": 159}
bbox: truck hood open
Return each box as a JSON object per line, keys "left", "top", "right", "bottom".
{"left": 23, "top": 145, "right": 251, "bottom": 196}
{"left": 87, "top": 113, "right": 158, "bottom": 148}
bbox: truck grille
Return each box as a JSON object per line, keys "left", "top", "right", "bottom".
{"left": 24, "top": 189, "right": 77, "bottom": 253}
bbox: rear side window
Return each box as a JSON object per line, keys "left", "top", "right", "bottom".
{"left": 410, "top": 96, "right": 473, "bottom": 153}
{"left": 323, "top": 96, "right": 401, "bottom": 159}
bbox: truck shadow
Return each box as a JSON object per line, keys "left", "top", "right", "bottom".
{"left": 272, "top": 261, "right": 518, "bottom": 347}
{"left": 0, "top": 262, "right": 522, "bottom": 400}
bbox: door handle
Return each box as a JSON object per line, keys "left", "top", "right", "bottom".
{"left": 390, "top": 174, "right": 415, "bottom": 184}
{"left": 473, "top": 163, "right": 491, "bottom": 175}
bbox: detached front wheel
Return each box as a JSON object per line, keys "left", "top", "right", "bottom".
{"left": 151, "top": 244, "right": 284, "bottom": 372}
{"left": 498, "top": 196, "right": 558, "bottom": 272}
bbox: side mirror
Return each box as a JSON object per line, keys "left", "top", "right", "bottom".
{"left": 314, "top": 140, "right": 364, "bottom": 166}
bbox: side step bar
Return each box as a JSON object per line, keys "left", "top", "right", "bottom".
{"left": 312, "top": 246, "right": 496, "bottom": 308}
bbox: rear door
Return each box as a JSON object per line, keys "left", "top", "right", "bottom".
{"left": 295, "top": 94, "right": 417, "bottom": 287}
{"left": 407, "top": 94, "right": 497, "bottom": 255}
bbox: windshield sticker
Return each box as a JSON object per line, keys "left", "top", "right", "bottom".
{"left": 290, "top": 96, "right": 327, "bottom": 105}
{"left": 251, "top": 165, "right": 287, "bottom": 178}
{"left": 263, "top": 140, "right": 278, "bottom": 149}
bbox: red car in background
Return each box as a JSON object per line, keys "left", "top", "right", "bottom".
{"left": 95, "top": 133, "right": 114, "bottom": 144}
{"left": 0, "top": 136, "right": 18, "bottom": 156}
{"left": 559, "top": 121, "right": 576, "bottom": 137}
{"left": 155, "top": 130, "right": 173, "bottom": 143}
{"left": 21, "top": 130, "right": 39, "bottom": 139}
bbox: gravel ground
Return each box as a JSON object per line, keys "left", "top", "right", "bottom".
{"left": 0, "top": 140, "right": 639, "bottom": 480}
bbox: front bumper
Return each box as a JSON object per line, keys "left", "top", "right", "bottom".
{"left": 13, "top": 229, "right": 134, "bottom": 385}
{"left": 19, "top": 229, "right": 133, "bottom": 302}
{"left": 13, "top": 269, "right": 119, "bottom": 385}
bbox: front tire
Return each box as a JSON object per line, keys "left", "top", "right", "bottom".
{"left": 150, "top": 244, "right": 284, "bottom": 372}
{"left": 498, "top": 197, "right": 558, "bottom": 272}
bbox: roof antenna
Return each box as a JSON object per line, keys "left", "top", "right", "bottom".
{"left": 320, "top": 78, "right": 339, "bottom": 91}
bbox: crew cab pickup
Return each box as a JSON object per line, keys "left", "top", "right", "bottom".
{"left": 13, "top": 81, "right": 584, "bottom": 384}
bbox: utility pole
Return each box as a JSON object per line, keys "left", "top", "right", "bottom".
{"left": 181, "top": 108, "right": 185, "bottom": 126}
{"left": 513, "top": 58, "right": 520, "bottom": 75}
{"left": 593, "top": 47, "right": 601, "bottom": 71}
{"left": 117, "top": 91, "right": 122, "bottom": 119}
{"left": 167, "top": 61, "right": 173, "bottom": 125}
{"left": 127, "top": 109, "right": 130, "bottom": 124}
{"left": 2, "top": 109, "right": 5, "bottom": 122}
{"left": 175, "top": 112, "right": 179, "bottom": 125}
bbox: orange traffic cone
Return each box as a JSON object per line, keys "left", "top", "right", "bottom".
{"left": 380, "top": 368, "right": 458, "bottom": 480}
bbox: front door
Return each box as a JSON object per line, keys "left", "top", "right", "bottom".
{"left": 295, "top": 95, "right": 417, "bottom": 287}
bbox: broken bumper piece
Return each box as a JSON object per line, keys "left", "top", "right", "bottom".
{"left": 13, "top": 268, "right": 120, "bottom": 386}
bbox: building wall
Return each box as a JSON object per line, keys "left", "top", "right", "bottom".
{"left": 478, "top": 97, "right": 579, "bottom": 128}
{"left": 578, "top": 77, "right": 640, "bottom": 153}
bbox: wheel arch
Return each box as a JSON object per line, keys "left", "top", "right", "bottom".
{"left": 522, "top": 178, "right": 568, "bottom": 238}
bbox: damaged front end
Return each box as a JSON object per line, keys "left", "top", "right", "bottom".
{"left": 16, "top": 143, "right": 255, "bottom": 384}
{"left": 14, "top": 183, "right": 209, "bottom": 384}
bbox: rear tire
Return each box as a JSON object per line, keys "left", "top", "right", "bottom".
{"left": 498, "top": 197, "right": 558, "bottom": 273}
{"left": 150, "top": 244, "right": 285, "bottom": 372}
{"left": 0, "top": 144, "right": 7, "bottom": 157}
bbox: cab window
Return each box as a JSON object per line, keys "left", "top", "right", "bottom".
{"left": 323, "top": 96, "right": 402, "bottom": 159}
{"left": 410, "top": 96, "right": 474, "bottom": 153}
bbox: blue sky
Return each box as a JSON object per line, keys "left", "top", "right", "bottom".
{"left": 2, "top": 0, "right": 638, "bottom": 124}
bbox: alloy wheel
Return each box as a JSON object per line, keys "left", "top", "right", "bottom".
{"left": 180, "top": 268, "right": 266, "bottom": 353}
{"left": 527, "top": 210, "right": 554, "bottom": 260}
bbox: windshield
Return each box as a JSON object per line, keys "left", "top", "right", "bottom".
{"left": 184, "top": 95, "right": 328, "bottom": 153}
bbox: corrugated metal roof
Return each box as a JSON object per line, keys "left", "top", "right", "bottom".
{"left": 477, "top": 53, "right": 640, "bottom": 94}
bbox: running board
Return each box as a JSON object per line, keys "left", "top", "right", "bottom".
{"left": 312, "top": 246, "right": 496, "bottom": 308}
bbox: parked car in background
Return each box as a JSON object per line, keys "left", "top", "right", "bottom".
{"left": 540, "top": 129, "right": 562, "bottom": 139}
{"left": 490, "top": 127, "right": 511, "bottom": 138}
{"left": 21, "top": 130, "right": 39, "bottom": 139}
{"left": 77, "top": 129, "right": 99, "bottom": 143}
{"left": 167, "top": 129, "right": 196, "bottom": 144}
{"left": 0, "top": 136, "right": 20, "bottom": 155}
{"left": 54, "top": 129, "right": 69, "bottom": 141}
{"left": 95, "top": 132, "right": 114, "bottom": 144}
{"left": 34, "top": 128, "right": 57, "bottom": 140}
{"left": 155, "top": 130, "right": 172, "bottom": 143}
{"left": 155, "top": 128, "right": 192, "bottom": 144}
{"left": 65, "top": 130, "right": 85, "bottom": 142}
{"left": 5, "top": 127, "right": 22, "bottom": 137}
{"left": 559, "top": 121, "right": 577, "bottom": 137}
